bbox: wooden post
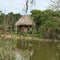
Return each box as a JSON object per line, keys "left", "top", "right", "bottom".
{"left": 15, "top": 26, "right": 17, "bottom": 33}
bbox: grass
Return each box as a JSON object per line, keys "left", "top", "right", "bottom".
{"left": 0, "top": 38, "right": 16, "bottom": 60}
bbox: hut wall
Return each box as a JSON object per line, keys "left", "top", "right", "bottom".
{"left": 18, "top": 25, "right": 33, "bottom": 33}
{"left": 18, "top": 26, "right": 28, "bottom": 32}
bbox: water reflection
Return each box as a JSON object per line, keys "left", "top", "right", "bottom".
{"left": 15, "top": 49, "right": 33, "bottom": 60}
{"left": 16, "top": 41, "right": 58, "bottom": 60}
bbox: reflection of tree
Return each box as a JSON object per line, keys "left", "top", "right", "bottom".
{"left": 30, "top": 42, "right": 58, "bottom": 60}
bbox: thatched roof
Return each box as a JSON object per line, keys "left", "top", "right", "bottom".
{"left": 15, "top": 15, "right": 34, "bottom": 26}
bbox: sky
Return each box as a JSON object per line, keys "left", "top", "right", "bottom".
{"left": 0, "top": 0, "right": 50, "bottom": 14}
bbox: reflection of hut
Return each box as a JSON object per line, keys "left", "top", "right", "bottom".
{"left": 15, "top": 15, "right": 34, "bottom": 33}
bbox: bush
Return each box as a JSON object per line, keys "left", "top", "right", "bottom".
{"left": 0, "top": 38, "right": 16, "bottom": 60}
{"left": 40, "top": 20, "right": 60, "bottom": 39}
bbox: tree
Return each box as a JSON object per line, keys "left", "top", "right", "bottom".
{"left": 7, "top": 12, "right": 21, "bottom": 30}
{"left": 48, "top": 0, "right": 60, "bottom": 10}
{"left": 0, "top": 11, "right": 2, "bottom": 16}
{"left": 25, "top": 0, "right": 35, "bottom": 13}
{"left": 31, "top": 10, "right": 42, "bottom": 32}
{"left": 0, "top": 11, "right": 2, "bottom": 25}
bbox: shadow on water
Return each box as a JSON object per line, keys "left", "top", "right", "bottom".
{"left": 16, "top": 40, "right": 58, "bottom": 60}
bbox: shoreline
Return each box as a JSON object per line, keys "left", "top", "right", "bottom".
{"left": 0, "top": 34, "right": 59, "bottom": 42}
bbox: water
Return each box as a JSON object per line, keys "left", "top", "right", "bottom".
{"left": 15, "top": 49, "right": 33, "bottom": 60}
{"left": 15, "top": 40, "right": 58, "bottom": 60}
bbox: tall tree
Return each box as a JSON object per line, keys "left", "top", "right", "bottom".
{"left": 31, "top": 10, "right": 42, "bottom": 32}
{"left": 48, "top": 0, "right": 60, "bottom": 10}
{"left": 25, "top": 0, "right": 35, "bottom": 13}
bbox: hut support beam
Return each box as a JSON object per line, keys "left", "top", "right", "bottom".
{"left": 15, "top": 26, "right": 17, "bottom": 33}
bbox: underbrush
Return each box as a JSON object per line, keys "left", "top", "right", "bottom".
{"left": 0, "top": 38, "right": 16, "bottom": 60}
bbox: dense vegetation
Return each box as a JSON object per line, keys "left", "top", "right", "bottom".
{"left": 0, "top": 10, "right": 60, "bottom": 40}
{"left": 0, "top": 12, "right": 21, "bottom": 32}
{"left": 0, "top": 38, "right": 16, "bottom": 60}
{"left": 0, "top": 9, "right": 59, "bottom": 60}
{"left": 31, "top": 10, "right": 60, "bottom": 39}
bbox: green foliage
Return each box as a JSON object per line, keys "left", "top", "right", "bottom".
{"left": 31, "top": 10, "right": 42, "bottom": 25}
{"left": 0, "top": 38, "right": 16, "bottom": 60}
{"left": 40, "top": 19, "right": 60, "bottom": 39}
{"left": 31, "top": 10, "right": 60, "bottom": 39}
{"left": 31, "top": 10, "right": 43, "bottom": 32}
{"left": 0, "top": 10, "right": 60, "bottom": 40}
{"left": 0, "top": 12, "right": 21, "bottom": 32}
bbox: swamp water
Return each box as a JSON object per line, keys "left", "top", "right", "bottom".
{"left": 0, "top": 39, "right": 59, "bottom": 60}
{"left": 16, "top": 40, "right": 58, "bottom": 60}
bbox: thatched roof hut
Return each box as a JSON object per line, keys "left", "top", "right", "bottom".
{"left": 15, "top": 15, "right": 34, "bottom": 26}
{"left": 15, "top": 15, "right": 34, "bottom": 33}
